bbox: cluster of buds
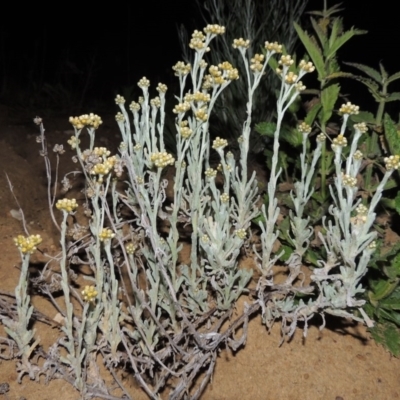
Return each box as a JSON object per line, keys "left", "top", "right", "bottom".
{"left": 150, "top": 152, "right": 175, "bottom": 168}
{"left": 67, "top": 136, "right": 80, "bottom": 149}
{"left": 299, "top": 60, "right": 315, "bottom": 73}
{"left": 250, "top": 54, "right": 265, "bottom": 73}
{"left": 99, "top": 228, "right": 115, "bottom": 242}
{"left": 212, "top": 137, "right": 228, "bottom": 149}
{"left": 91, "top": 156, "right": 117, "bottom": 183}
{"left": 332, "top": 134, "right": 348, "bottom": 150}
{"left": 14, "top": 234, "right": 42, "bottom": 255}
{"left": 384, "top": 154, "right": 400, "bottom": 170}
{"left": 205, "top": 168, "right": 217, "bottom": 178}
{"left": 204, "top": 24, "right": 225, "bottom": 35}
{"left": 173, "top": 61, "right": 191, "bottom": 77}
{"left": 56, "top": 198, "right": 78, "bottom": 213}
{"left": 184, "top": 91, "right": 210, "bottom": 104}
{"left": 138, "top": 77, "right": 150, "bottom": 88}
{"left": 341, "top": 173, "right": 357, "bottom": 187}
{"left": 179, "top": 120, "right": 192, "bottom": 139}
{"left": 115, "top": 94, "right": 125, "bottom": 105}
{"left": 339, "top": 102, "right": 360, "bottom": 115}
{"left": 354, "top": 122, "right": 368, "bottom": 133}
{"left": 298, "top": 122, "right": 312, "bottom": 135}
{"left": 150, "top": 97, "right": 161, "bottom": 108}
{"left": 220, "top": 193, "right": 230, "bottom": 203}
{"left": 234, "top": 228, "right": 247, "bottom": 240}
{"left": 173, "top": 101, "right": 191, "bottom": 115}
{"left": 264, "top": 41, "right": 283, "bottom": 53}
{"left": 125, "top": 243, "right": 137, "bottom": 255}
{"left": 69, "top": 114, "right": 103, "bottom": 130}
{"left": 189, "top": 30, "right": 209, "bottom": 52}
{"left": 203, "top": 62, "right": 239, "bottom": 89}
{"left": 81, "top": 285, "right": 98, "bottom": 303}
{"left": 129, "top": 101, "right": 141, "bottom": 112}
{"left": 232, "top": 38, "right": 250, "bottom": 49}
{"left": 351, "top": 203, "right": 368, "bottom": 226}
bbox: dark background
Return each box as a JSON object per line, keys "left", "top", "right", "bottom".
{"left": 1, "top": 0, "right": 398, "bottom": 114}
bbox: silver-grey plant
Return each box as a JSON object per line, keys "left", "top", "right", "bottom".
{"left": 1, "top": 23, "right": 398, "bottom": 400}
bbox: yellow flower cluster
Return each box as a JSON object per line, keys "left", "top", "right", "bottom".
{"left": 354, "top": 122, "right": 368, "bottom": 133}
{"left": 368, "top": 241, "right": 377, "bottom": 250}
{"left": 299, "top": 60, "right": 315, "bottom": 73}
{"left": 205, "top": 168, "right": 217, "bottom": 178}
{"left": 138, "top": 77, "right": 150, "bottom": 88}
{"left": 195, "top": 108, "right": 208, "bottom": 122}
{"left": 150, "top": 152, "right": 175, "bottom": 168}
{"left": 204, "top": 24, "right": 225, "bottom": 35}
{"left": 264, "top": 41, "right": 283, "bottom": 53}
{"left": 81, "top": 285, "right": 98, "bottom": 303}
{"left": 173, "top": 101, "right": 191, "bottom": 114}
{"left": 125, "top": 243, "right": 137, "bottom": 255}
{"left": 150, "top": 97, "right": 161, "bottom": 108}
{"left": 284, "top": 71, "right": 298, "bottom": 84}
{"left": 115, "top": 95, "right": 125, "bottom": 104}
{"left": 298, "top": 122, "right": 312, "bottom": 134}
{"left": 173, "top": 61, "right": 191, "bottom": 76}
{"left": 339, "top": 102, "right": 359, "bottom": 115}
{"left": 203, "top": 62, "right": 239, "bottom": 88}
{"left": 212, "top": 137, "right": 228, "bottom": 149}
{"left": 14, "top": 234, "right": 42, "bottom": 254}
{"left": 332, "top": 134, "right": 348, "bottom": 149}
{"left": 353, "top": 150, "right": 363, "bottom": 160}
{"left": 317, "top": 133, "right": 326, "bottom": 142}
{"left": 67, "top": 136, "right": 80, "bottom": 149}
{"left": 279, "top": 55, "right": 294, "bottom": 67}
{"left": 356, "top": 204, "right": 368, "bottom": 216}
{"left": 384, "top": 154, "right": 400, "bottom": 170}
{"left": 115, "top": 112, "right": 125, "bottom": 122}
{"left": 56, "top": 198, "right": 78, "bottom": 213}
{"left": 221, "top": 193, "right": 229, "bottom": 203}
{"left": 156, "top": 83, "right": 168, "bottom": 93}
{"left": 99, "top": 228, "right": 115, "bottom": 242}
{"left": 201, "top": 234, "right": 210, "bottom": 243}
{"left": 295, "top": 81, "right": 306, "bottom": 92}
{"left": 250, "top": 54, "right": 265, "bottom": 72}
{"left": 235, "top": 228, "right": 247, "bottom": 240}
{"left": 133, "top": 143, "right": 142, "bottom": 151}
{"left": 129, "top": 101, "right": 141, "bottom": 112}
{"left": 69, "top": 114, "right": 103, "bottom": 130}
{"left": 93, "top": 147, "right": 111, "bottom": 157}
{"left": 232, "top": 38, "right": 250, "bottom": 49}
{"left": 341, "top": 173, "right": 357, "bottom": 187}
{"left": 184, "top": 91, "right": 210, "bottom": 104}
{"left": 91, "top": 156, "right": 117, "bottom": 180}
{"left": 189, "top": 30, "right": 209, "bottom": 51}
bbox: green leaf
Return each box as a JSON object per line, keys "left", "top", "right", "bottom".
{"left": 327, "top": 17, "right": 343, "bottom": 54}
{"left": 280, "top": 245, "right": 294, "bottom": 262}
{"left": 369, "top": 279, "right": 399, "bottom": 302}
{"left": 395, "top": 191, "right": 400, "bottom": 215}
{"left": 255, "top": 121, "right": 276, "bottom": 137}
{"left": 350, "top": 111, "right": 376, "bottom": 124}
{"left": 320, "top": 83, "right": 340, "bottom": 124}
{"left": 369, "top": 322, "right": 400, "bottom": 356}
{"left": 310, "top": 16, "right": 328, "bottom": 49}
{"left": 386, "top": 71, "right": 400, "bottom": 85}
{"left": 384, "top": 113, "right": 400, "bottom": 155}
{"left": 304, "top": 248, "right": 321, "bottom": 267}
{"left": 294, "top": 22, "right": 325, "bottom": 80}
{"left": 386, "top": 92, "right": 400, "bottom": 102}
{"left": 325, "top": 28, "right": 367, "bottom": 60}
{"left": 305, "top": 101, "right": 322, "bottom": 125}
{"left": 343, "top": 62, "right": 382, "bottom": 83}
{"left": 379, "top": 288, "right": 400, "bottom": 310}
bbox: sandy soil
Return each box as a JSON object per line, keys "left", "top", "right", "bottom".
{"left": 0, "top": 107, "right": 399, "bottom": 400}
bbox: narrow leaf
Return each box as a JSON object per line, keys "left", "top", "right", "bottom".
{"left": 386, "top": 92, "right": 400, "bottom": 102}
{"left": 326, "top": 28, "right": 367, "bottom": 59}
{"left": 294, "top": 22, "right": 325, "bottom": 80}
{"left": 387, "top": 71, "right": 400, "bottom": 85}
{"left": 344, "top": 62, "right": 382, "bottom": 83}
{"left": 310, "top": 16, "right": 328, "bottom": 49}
